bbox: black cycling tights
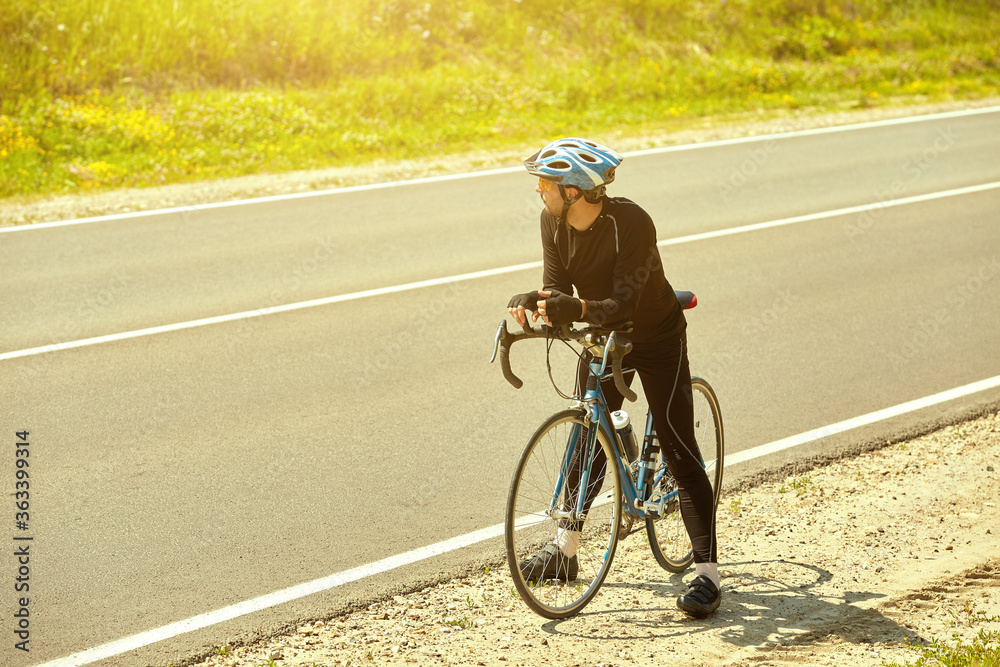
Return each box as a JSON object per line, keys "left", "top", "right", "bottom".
{"left": 565, "top": 331, "right": 717, "bottom": 564}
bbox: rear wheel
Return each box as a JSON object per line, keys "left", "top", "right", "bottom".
{"left": 505, "top": 409, "right": 621, "bottom": 619}
{"left": 646, "top": 377, "right": 724, "bottom": 572}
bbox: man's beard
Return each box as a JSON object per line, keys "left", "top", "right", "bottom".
{"left": 542, "top": 195, "right": 561, "bottom": 216}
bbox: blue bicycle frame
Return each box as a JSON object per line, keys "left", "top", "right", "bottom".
{"left": 552, "top": 353, "right": 684, "bottom": 528}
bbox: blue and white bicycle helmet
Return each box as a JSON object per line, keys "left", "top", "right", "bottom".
{"left": 524, "top": 137, "right": 623, "bottom": 193}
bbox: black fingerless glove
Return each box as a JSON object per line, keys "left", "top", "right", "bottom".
{"left": 508, "top": 291, "right": 542, "bottom": 311}
{"left": 544, "top": 290, "right": 583, "bottom": 325}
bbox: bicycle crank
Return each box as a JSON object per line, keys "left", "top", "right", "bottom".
{"left": 617, "top": 513, "right": 635, "bottom": 539}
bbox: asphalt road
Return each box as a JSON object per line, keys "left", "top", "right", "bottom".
{"left": 2, "top": 107, "right": 999, "bottom": 667}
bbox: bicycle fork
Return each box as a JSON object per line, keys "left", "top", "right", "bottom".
{"left": 546, "top": 421, "right": 592, "bottom": 526}
{"left": 546, "top": 362, "right": 615, "bottom": 527}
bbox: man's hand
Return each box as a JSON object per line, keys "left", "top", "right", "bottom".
{"left": 537, "top": 290, "right": 585, "bottom": 326}
{"left": 507, "top": 290, "right": 543, "bottom": 327}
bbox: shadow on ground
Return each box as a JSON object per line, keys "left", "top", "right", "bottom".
{"left": 540, "top": 559, "right": 925, "bottom": 652}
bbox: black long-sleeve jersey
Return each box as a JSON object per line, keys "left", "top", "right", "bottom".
{"left": 540, "top": 197, "right": 685, "bottom": 345}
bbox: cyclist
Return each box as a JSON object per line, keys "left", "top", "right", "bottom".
{"left": 506, "top": 137, "right": 721, "bottom": 618}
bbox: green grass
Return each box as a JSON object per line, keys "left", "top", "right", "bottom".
{"left": 882, "top": 603, "right": 1000, "bottom": 667}
{"left": 438, "top": 614, "right": 478, "bottom": 629}
{"left": 789, "top": 475, "right": 813, "bottom": 496}
{"left": 2, "top": 0, "right": 998, "bottom": 199}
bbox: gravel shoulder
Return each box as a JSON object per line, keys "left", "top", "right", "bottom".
{"left": 187, "top": 412, "right": 1000, "bottom": 667}
{"left": 2, "top": 97, "right": 999, "bottom": 229}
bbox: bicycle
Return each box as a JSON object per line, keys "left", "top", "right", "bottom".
{"left": 490, "top": 291, "right": 724, "bottom": 619}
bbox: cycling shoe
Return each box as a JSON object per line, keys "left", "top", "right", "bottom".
{"left": 677, "top": 575, "right": 721, "bottom": 617}
{"left": 519, "top": 543, "right": 578, "bottom": 582}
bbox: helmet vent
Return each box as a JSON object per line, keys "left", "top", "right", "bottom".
{"left": 541, "top": 150, "right": 558, "bottom": 159}
{"left": 549, "top": 160, "right": 571, "bottom": 170}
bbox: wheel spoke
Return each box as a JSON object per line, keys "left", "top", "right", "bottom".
{"left": 506, "top": 410, "right": 621, "bottom": 619}
{"left": 646, "top": 377, "right": 725, "bottom": 573}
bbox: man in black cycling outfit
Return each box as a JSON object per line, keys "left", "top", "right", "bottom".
{"left": 507, "top": 137, "right": 721, "bottom": 618}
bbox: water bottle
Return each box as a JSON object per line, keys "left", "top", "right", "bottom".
{"left": 611, "top": 410, "right": 638, "bottom": 462}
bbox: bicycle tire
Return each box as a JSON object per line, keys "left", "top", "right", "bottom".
{"left": 505, "top": 409, "right": 621, "bottom": 619}
{"left": 646, "top": 376, "right": 725, "bottom": 573}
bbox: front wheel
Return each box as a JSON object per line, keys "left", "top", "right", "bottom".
{"left": 505, "top": 409, "right": 621, "bottom": 619}
{"left": 646, "top": 377, "right": 725, "bottom": 573}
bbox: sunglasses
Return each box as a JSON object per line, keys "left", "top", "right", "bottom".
{"left": 538, "top": 177, "right": 557, "bottom": 192}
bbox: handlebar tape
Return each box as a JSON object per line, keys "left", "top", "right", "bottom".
{"left": 611, "top": 344, "right": 638, "bottom": 402}
{"left": 498, "top": 325, "right": 524, "bottom": 389}
{"left": 494, "top": 321, "right": 634, "bottom": 399}
{"left": 499, "top": 340, "right": 523, "bottom": 388}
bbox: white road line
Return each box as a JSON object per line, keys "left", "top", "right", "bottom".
{"left": 658, "top": 180, "right": 1000, "bottom": 247}
{"left": 3, "top": 180, "right": 999, "bottom": 363}
{"left": 3, "top": 105, "right": 998, "bottom": 234}
{"left": 0, "top": 261, "right": 542, "bottom": 361}
{"left": 34, "top": 373, "right": 1000, "bottom": 667}
{"left": 32, "top": 523, "right": 508, "bottom": 667}
{"left": 725, "top": 375, "right": 1000, "bottom": 466}
{"left": 625, "top": 104, "right": 1000, "bottom": 158}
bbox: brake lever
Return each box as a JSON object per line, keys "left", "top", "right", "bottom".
{"left": 599, "top": 330, "right": 617, "bottom": 377}
{"left": 490, "top": 321, "right": 505, "bottom": 363}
